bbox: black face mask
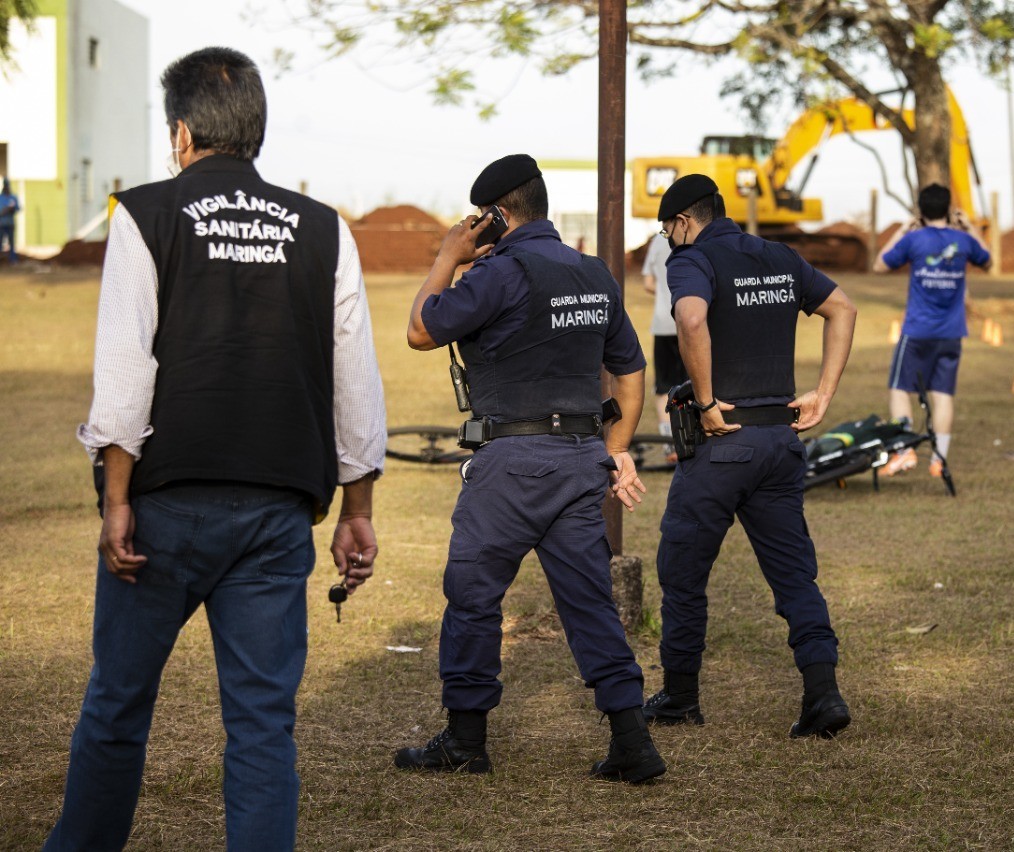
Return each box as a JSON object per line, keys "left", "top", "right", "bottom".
{"left": 667, "top": 223, "right": 689, "bottom": 251}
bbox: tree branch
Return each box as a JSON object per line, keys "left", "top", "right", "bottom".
{"left": 628, "top": 29, "right": 733, "bottom": 54}
{"left": 841, "top": 125, "right": 914, "bottom": 210}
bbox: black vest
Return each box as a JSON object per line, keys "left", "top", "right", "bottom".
{"left": 115, "top": 155, "right": 340, "bottom": 517}
{"left": 693, "top": 233, "right": 801, "bottom": 400}
{"left": 459, "top": 250, "right": 614, "bottom": 419}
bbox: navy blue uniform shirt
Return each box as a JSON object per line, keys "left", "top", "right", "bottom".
{"left": 665, "top": 218, "right": 837, "bottom": 405}
{"left": 422, "top": 219, "right": 645, "bottom": 377}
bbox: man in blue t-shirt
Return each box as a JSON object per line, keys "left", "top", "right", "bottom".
{"left": 874, "top": 183, "right": 991, "bottom": 477}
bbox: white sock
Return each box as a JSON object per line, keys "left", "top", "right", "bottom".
{"left": 934, "top": 434, "right": 951, "bottom": 462}
{"left": 659, "top": 421, "right": 673, "bottom": 438}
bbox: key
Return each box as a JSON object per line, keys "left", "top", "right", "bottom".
{"left": 328, "top": 582, "right": 348, "bottom": 623}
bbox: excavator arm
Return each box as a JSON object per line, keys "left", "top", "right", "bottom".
{"left": 763, "top": 89, "right": 978, "bottom": 218}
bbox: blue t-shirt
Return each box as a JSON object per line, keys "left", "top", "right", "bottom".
{"left": 421, "top": 219, "right": 645, "bottom": 377}
{"left": 0, "top": 191, "right": 19, "bottom": 227}
{"left": 882, "top": 226, "right": 990, "bottom": 339}
{"left": 664, "top": 218, "right": 837, "bottom": 405}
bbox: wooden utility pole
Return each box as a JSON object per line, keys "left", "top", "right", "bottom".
{"left": 990, "top": 191, "right": 1002, "bottom": 278}
{"left": 597, "top": 0, "right": 642, "bottom": 632}
{"left": 745, "top": 185, "right": 758, "bottom": 235}
{"left": 598, "top": 0, "right": 626, "bottom": 556}
{"left": 867, "top": 189, "right": 878, "bottom": 272}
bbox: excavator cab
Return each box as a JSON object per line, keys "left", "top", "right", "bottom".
{"left": 700, "top": 135, "right": 776, "bottom": 161}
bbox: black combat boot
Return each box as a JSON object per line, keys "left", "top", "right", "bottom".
{"left": 642, "top": 671, "right": 705, "bottom": 726}
{"left": 590, "top": 707, "right": 667, "bottom": 784}
{"left": 394, "top": 709, "right": 492, "bottom": 773}
{"left": 790, "top": 663, "right": 851, "bottom": 739}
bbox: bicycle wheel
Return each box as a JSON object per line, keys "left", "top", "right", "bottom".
{"left": 386, "top": 426, "right": 471, "bottom": 464}
{"left": 628, "top": 434, "right": 678, "bottom": 473}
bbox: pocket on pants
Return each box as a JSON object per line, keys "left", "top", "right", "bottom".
{"left": 506, "top": 456, "right": 559, "bottom": 478}
{"left": 657, "top": 513, "right": 701, "bottom": 581}
{"left": 710, "top": 444, "right": 754, "bottom": 464}
{"left": 443, "top": 531, "right": 486, "bottom": 609}
{"left": 659, "top": 513, "right": 699, "bottom": 546}
{"left": 132, "top": 495, "right": 204, "bottom": 586}
{"left": 257, "top": 504, "right": 315, "bottom": 581}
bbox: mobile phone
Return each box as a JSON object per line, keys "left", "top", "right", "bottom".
{"left": 472, "top": 205, "right": 508, "bottom": 248}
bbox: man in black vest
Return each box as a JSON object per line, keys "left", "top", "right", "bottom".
{"left": 395, "top": 154, "right": 665, "bottom": 783}
{"left": 643, "top": 174, "right": 857, "bottom": 738}
{"left": 45, "top": 48, "right": 386, "bottom": 851}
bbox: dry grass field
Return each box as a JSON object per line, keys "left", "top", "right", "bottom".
{"left": 1, "top": 261, "right": 1012, "bottom": 851}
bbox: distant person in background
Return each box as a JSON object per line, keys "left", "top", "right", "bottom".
{"left": 641, "top": 232, "right": 689, "bottom": 450}
{"left": 874, "top": 183, "right": 991, "bottom": 477}
{"left": 0, "top": 178, "right": 20, "bottom": 264}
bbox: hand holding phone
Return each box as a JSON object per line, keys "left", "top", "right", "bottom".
{"left": 472, "top": 205, "right": 508, "bottom": 248}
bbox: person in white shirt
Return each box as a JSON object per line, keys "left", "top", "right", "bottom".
{"left": 44, "top": 47, "right": 386, "bottom": 852}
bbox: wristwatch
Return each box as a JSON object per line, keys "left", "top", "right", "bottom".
{"left": 692, "top": 398, "right": 717, "bottom": 412}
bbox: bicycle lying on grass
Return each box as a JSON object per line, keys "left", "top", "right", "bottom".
{"left": 387, "top": 382, "right": 955, "bottom": 496}
{"left": 385, "top": 426, "right": 679, "bottom": 473}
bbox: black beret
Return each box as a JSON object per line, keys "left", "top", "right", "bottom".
{"left": 470, "top": 154, "right": 542, "bottom": 206}
{"left": 657, "top": 174, "right": 720, "bottom": 221}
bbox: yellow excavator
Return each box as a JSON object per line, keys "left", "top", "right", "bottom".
{"left": 631, "top": 88, "right": 984, "bottom": 269}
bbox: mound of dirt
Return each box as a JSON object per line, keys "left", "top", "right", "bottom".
{"left": 877, "top": 222, "right": 902, "bottom": 252}
{"left": 1001, "top": 229, "right": 1014, "bottom": 272}
{"left": 351, "top": 205, "right": 446, "bottom": 273}
{"left": 49, "top": 239, "right": 107, "bottom": 266}
{"left": 817, "top": 221, "right": 867, "bottom": 240}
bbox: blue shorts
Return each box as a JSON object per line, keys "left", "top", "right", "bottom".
{"left": 888, "top": 336, "right": 961, "bottom": 395}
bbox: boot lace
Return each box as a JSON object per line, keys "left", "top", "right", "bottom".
{"left": 425, "top": 727, "right": 452, "bottom": 751}
{"left": 644, "top": 688, "right": 668, "bottom": 708}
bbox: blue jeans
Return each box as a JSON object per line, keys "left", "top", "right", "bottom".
{"left": 45, "top": 483, "right": 314, "bottom": 852}
{"left": 0, "top": 223, "right": 15, "bottom": 262}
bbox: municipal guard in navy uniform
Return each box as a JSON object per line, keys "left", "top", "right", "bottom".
{"left": 644, "top": 174, "right": 858, "bottom": 738}
{"left": 397, "top": 154, "right": 665, "bottom": 783}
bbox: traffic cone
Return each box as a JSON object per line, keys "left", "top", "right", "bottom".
{"left": 982, "top": 317, "right": 994, "bottom": 342}
{"left": 888, "top": 319, "right": 901, "bottom": 343}
{"left": 990, "top": 323, "right": 1004, "bottom": 346}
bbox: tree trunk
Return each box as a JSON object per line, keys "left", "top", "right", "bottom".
{"left": 909, "top": 59, "right": 951, "bottom": 191}
{"left": 610, "top": 555, "right": 643, "bottom": 634}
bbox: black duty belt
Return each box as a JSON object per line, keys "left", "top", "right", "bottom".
{"left": 458, "top": 413, "right": 603, "bottom": 449}
{"left": 488, "top": 413, "right": 603, "bottom": 439}
{"left": 723, "top": 406, "right": 799, "bottom": 426}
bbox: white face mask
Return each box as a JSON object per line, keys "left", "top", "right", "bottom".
{"left": 166, "top": 146, "right": 183, "bottom": 178}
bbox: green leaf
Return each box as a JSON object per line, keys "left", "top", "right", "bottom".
{"left": 542, "top": 53, "right": 587, "bottom": 76}
{"left": 980, "top": 16, "right": 1014, "bottom": 43}
{"left": 912, "top": 23, "right": 955, "bottom": 59}
{"left": 495, "top": 7, "right": 537, "bottom": 56}
{"left": 430, "top": 68, "right": 475, "bottom": 106}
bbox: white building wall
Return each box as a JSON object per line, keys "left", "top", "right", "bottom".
{"left": 542, "top": 166, "right": 659, "bottom": 254}
{"left": 0, "top": 18, "right": 59, "bottom": 181}
{"left": 68, "top": 0, "right": 149, "bottom": 237}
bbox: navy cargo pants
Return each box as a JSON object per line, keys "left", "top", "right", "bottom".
{"left": 439, "top": 434, "right": 644, "bottom": 714}
{"left": 656, "top": 425, "right": 839, "bottom": 674}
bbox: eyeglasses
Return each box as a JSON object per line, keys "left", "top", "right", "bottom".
{"left": 659, "top": 217, "right": 684, "bottom": 238}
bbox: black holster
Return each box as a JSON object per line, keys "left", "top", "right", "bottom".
{"left": 665, "top": 380, "right": 706, "bottom": 459}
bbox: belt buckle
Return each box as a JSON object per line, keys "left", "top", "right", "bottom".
{"left": 550, "top": 413, "right": 562, "bottom": 436}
